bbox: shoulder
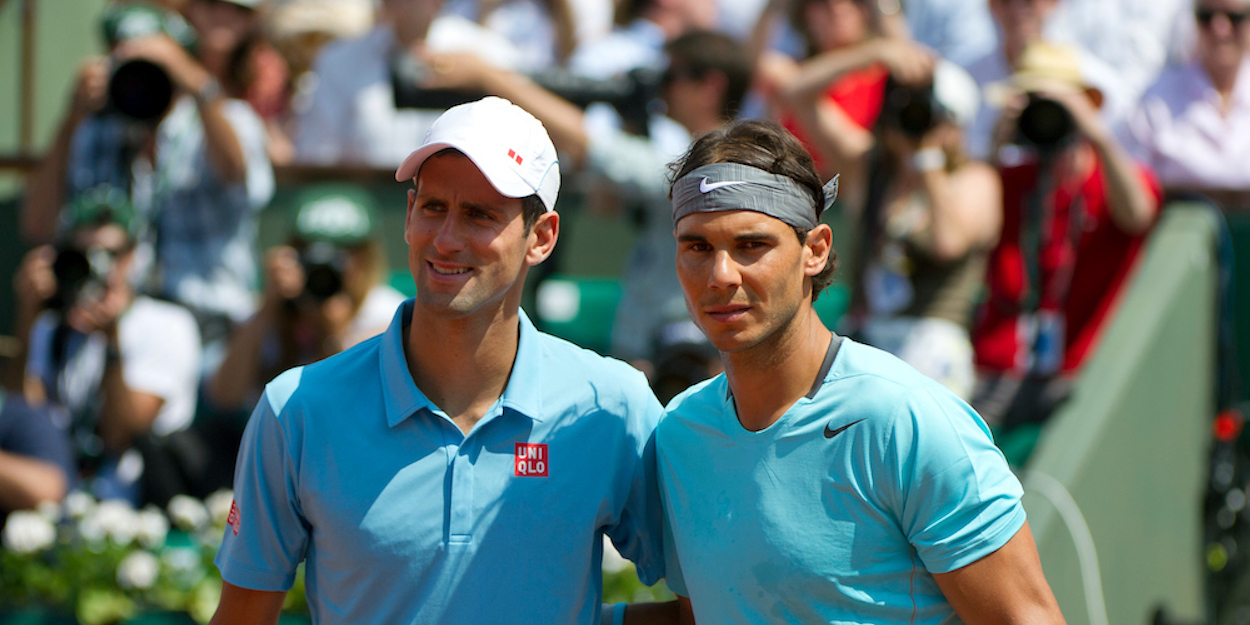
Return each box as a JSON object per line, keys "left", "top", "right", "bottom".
{"left": 656, "top": 375, "right": 726, "bottom": 438}
{"left": 262, "top": 332, "right": 385, "bottom": 417}
{"left": 822, "top": 340, "right": 972, "bottom": 430}
{"left": 532, "top": 329, "right": 653, "bottom": 396}
{"left": 123, "top": 297, "right": 201, "bottom": 342}
{"left": 1140, "top": 64, "right": 1203, "bottom": 108}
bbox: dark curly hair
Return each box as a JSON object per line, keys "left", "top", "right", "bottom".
{"left": 669, "top": 120, "right": 839, "bottom": 300}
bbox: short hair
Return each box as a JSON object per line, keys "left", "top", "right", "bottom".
{"left": 664, "top": 30, "right": 754, "bottom": 121}
{"left": 670, "top": 119, "right": 839, "bottom": 300}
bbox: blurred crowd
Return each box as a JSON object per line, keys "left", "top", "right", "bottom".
{"left": 2, "top": 0, "right": 1248, "bottom": 520}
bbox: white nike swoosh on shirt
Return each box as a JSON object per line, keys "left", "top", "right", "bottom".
{"left": 700, "top": 178, "right": 748, "bottom": 193}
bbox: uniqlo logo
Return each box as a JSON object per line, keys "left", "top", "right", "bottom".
{"left": 507, "top": 149, "right": 523, "bottom": 165}
{"left": 227, "top": 500, "right": 240, "bottom": 535}
{"left": 514, "top": 443, "right": 548, "bottom": 477}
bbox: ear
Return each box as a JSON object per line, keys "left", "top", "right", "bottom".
{"left": 802, "top": 223, "right": 833, "bottom": 277}
{"left": 404, "top": 188, "right": 416, "bottom": 246}
{"left": 525, "top": 211, "right": 560, "bottom": 266}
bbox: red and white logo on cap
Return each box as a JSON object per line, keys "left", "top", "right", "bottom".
{"left": 227, "top": 500, "right": 240, "bottom": 536}
{"left": 507, "top": 149, "right": 523, "bottom": 165}
{"left": 514, "top": 443, "right": 548, "bottom": 477}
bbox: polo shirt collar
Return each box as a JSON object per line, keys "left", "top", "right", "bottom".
{"left": 380, "top": 300, "right": 545, "bottom": 428}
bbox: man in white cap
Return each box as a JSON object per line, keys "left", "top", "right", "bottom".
{"left": 210, "top": 97, "right": 676, "bottom": 625}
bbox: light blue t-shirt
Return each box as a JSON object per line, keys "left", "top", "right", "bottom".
{"left": 216, "top": 300, "right": 665, "bottom": 624}
{"left": 658, "top": 338, "right": 1025, "bottom": 624}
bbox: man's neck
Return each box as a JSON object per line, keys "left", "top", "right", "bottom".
{"left": 722, "top": 307, "right": 832, "bottom": 432}
{"left": 405, "top": 306, "right": 521, "bottom": 434}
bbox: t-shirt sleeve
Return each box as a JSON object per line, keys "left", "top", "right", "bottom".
{"left": 121, "top": 307, "right": 201, "bottom": 432}
{"left": 604, "top": 375, "right": 667, "bottom": 586}
{"left": 214, "top": 390, "right": 309, "bottom": 591}
{"left": 887, "top": 386, "right": 1026, "bottom": 574}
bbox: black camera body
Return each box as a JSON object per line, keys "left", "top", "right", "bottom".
{"left": 1014, "top": 94, "right": 1077, "bottom": 151}
{"left": 880, "top": 77, "right": 944, "bottom": 140}
{"left": 389, "top": 53, "right": 661, "bottom": 136}
{"left": 299, "top": 242, "right": 349, "bottom": 302}
{"left": 107, "top": 58, "right": 175, "bottom": 124}
{"left": 48, "top": 247, "right": 115, "bottom": 314}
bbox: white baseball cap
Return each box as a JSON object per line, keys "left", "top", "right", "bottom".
{"left": 395, "top": 97, "right": 561, "bottom": 212}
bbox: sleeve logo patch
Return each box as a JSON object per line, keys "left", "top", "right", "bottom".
{"left": 227, "top": 500, "right": 240, "bottom": 536}
{"left": 514, "top": 443, "right": 548, "bottom": 477}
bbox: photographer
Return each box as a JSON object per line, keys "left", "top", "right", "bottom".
{"left": 209, "top": 185, "right": 405, "bottom": 413}
{"left": 842, "top": 60, "right": 1001, "bottom": 400}
{"left": 21, "top": 1, "right": 274, "bottom": 348}
{"left": 4, "top": 189, "right": 202, "bottom": 505}
{"left": 970, "top": 42, "right": 1161, "bottom": 432}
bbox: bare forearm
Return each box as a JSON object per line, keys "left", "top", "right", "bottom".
{"left": 1088, "top": 135, "right": 1155, "bottom": 235}
{"left": 199, "top": 97, "right": 248, "bottom": 183}
{"left": 780, "top": 44, "right": 877, "bottom": 104}
{"left": 478, "top": 69, "right": 589, "bottom": 166}
{"left": 22, "top": 110, "right": 85, "bottom": 244}
{"left": 0, "top": 450, "right": 67, "bottom": 510}
{"left": 97, "top": 356, "right": 162, "bottom": 451}
{"left": 2, "top": 309, "right": 39, "bottom": 395}
{"left": 209, "top": 309, "right": 273, "bottom": 409}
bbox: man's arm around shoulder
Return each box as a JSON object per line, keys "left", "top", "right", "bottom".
{"left": 209, "top": 581, "right": 286, "bottom": 625}
{"left": 933, "top": 522, "right": 1066, "bottom": 625}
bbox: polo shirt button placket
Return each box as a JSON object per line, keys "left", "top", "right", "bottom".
{"left": 448, "top": 439, "right": 475, "bottom": 545}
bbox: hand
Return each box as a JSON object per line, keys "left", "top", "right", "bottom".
{"left": 70, "top": 58, "right": 110, "bottom": 119}
{"left": 65, "top": 268, "right": 131, "bottom": 337}
{"left": 989, "top": 91, "right": 1029, "bottom": 156}
{"left": 13, "top": 246, "right": 57, "bottom": 315}
{"left": 262, "top": 246, "right": 305, "bottom": 307}
{"left": 317, "top": 292, "right": 354, "bottom": 353}
{"left": 417, "top": 51, "right": 496, "bottom": 92}
{"left": 1036, "top": 87, "right": 1108, "bottom": 144}
{"left": 113, "top": 34, "right": 209, "bottom": 94}
{"left": 872, "top": 38, "right": 933, "bottom": 86}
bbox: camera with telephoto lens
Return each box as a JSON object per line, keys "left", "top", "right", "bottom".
{"left": 1014, "top": 94, "right": 1077, "bottom": 151}
{"left": 390, "top": 53, "right": 662, "bottom": 136}
{"left": 106, "top": 58, "right": 175, "bottom": 124}
{"left": 47, "top": 246, "right": 115, "bottom": 314}
{"left": 299, "top": 242, "right": 349, "bottom": 302}
{"left": 880, "top": 77, "right": 943, "bottom": 140}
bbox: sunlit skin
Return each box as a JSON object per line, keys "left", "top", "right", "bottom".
{"left": 404, "top": 152, "right": 557, "bottom": 323}
{"left": 674, "top": 210, "right": 830, "bottom": 356}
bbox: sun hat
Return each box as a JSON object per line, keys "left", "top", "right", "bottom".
{"left": 986, "top": 42, "right": 1105, "bottom": 109}
{"left": 290, "top": 184, "right": 377, "bottom": 247}
{"left": 395, "top": 97, "right": 561, "bottom": 212}
{"left": 931, "top": 59, "right": 980, "bottom": 129}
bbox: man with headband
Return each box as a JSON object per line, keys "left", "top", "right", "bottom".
{"left": 210, "top": 97, "right": 679, "bottom": 625}
{"left": 656, "top": 120, "right": 1064, "bottom": 624}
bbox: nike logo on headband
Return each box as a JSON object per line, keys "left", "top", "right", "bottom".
{"left": 699, "top": 178, "right": 747, "bottom": 193}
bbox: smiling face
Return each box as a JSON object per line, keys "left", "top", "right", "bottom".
{"left": 675, "top": 210, "right": 827, "bottom": 354}
{"left": 404, "top": 151, "right": 556, "bottom": 320}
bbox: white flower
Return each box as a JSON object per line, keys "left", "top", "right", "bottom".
{"left": 167, "top": 495, "right": 210, "bottom": 532}
{"left": 80, "top": 499, "right": 139, "bottom": 546}
{"left": 36, "top": 500, "right": 62, "bottom": 523}
{"left": 2, "top": 510, "right": 57, "bottom": 554}
{"left": 161, "top": 547, "right": 204, "bottom": 588}
{"left": 602, "top": 535, "right": 631, "bottom": 574}
{"left": 64, "top": 490, "right": 96, "bottom": 519}
{"left": 205, "top": 490, "right": 234, "bottom": 527}
{"left": 136, "top": 506, "right": 169, "bottom": 549}
{"left": 116, "top": 550, "right": 159, "bottom": 590}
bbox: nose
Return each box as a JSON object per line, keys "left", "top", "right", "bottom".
{"left": 708, "top": 250, "right": 742, "bottom": 290}
{"left": 432, "top": 212, "right": 465, "bottom": 255}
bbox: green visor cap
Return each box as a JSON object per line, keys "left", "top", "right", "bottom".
{"left": 64, "top": 186, "right": 136, "bottom": 234}
{"left": 290, "top": 185, "right": 377, "bottom": 246}
{"left": 101, "top": 2, "right": 197, "bottom": 51}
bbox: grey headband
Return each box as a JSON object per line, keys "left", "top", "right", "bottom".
{"left": 672, "top": 163, "right": 839, "bottom": 229}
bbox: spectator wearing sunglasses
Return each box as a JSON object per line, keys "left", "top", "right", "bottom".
{"left": 1122, "top": 0, "right": 1250, "bottom": 208}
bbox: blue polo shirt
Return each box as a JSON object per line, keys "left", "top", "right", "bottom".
{"left": 658, "top": 338, "right": 1025, "bottom": 624}
{"left": 216, "top": 300, "right": 665, "bottom": 623}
